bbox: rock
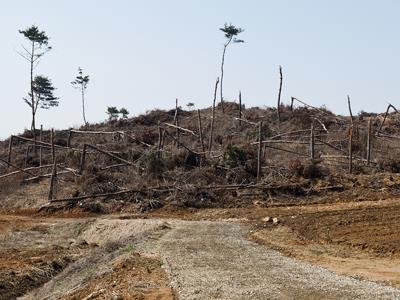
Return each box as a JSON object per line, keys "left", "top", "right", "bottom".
{"left": 272, "top": 217, "right": 279, "bottom": 224}
{"left": 262, "top": 217, "right": 271, "bottom": 223}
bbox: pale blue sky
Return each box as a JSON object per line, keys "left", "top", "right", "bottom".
{"left": 1, "top": 0, "right": 399, "bottom": 138}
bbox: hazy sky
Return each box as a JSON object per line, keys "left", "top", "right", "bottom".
{"left": 1, "top": 0, "right": 399, "bottom": 139}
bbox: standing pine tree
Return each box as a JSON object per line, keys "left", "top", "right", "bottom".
{"left": 18, "top": 25, "right": 52, "bottom": 132}
{"left": 71, "top": 67, "right": 90, "bottom": 125}
{"left": 23, "top": 75, "right": 59, "bottom": 122}
{"left": 219, "top": 23, "right": 244, "bottom": 112}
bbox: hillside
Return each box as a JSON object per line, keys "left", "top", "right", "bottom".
{"left": 2, "top": 101, "right": 400, "bottom": 298}
{"left": 1, "top": 101, "right": 400, "bottom": 213}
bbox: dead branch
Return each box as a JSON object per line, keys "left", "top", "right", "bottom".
{"left": 163, "top": 122, "right": 198, "bottom": 137}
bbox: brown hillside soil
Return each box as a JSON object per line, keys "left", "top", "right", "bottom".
{"left": 0, "top": 215, "right": 174, "bottom": 300}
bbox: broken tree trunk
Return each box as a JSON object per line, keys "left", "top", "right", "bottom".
{"left": 79, "top": 144, "right": 87, "bottom": 174}
{"left": 209, "top": 77, "right": 220, "bottom": 154}
{"left": 257, "top": 121, "right": 263, "bottom": 182}
{"left": 349, "top": 125, "right": 353, "bottom": 174}
{"left": 310, "top": 122, "right": 315, "bottom": 160}
{"left": 377, "top": 104, "right": 399, "bottom": 134}
{"left": 367, "top": 119, "right": 372, "bottom": 165}
{"left": 277, "top": 66, "right": 283, "bottom": 122}
{"left": 39, "top": 125, "right": 43, "bottom": 166}
{"left": 48, "top": 160, "right": 57, "bottom": 200}
{"left": 158, "top": 122, "right": 162, "bottom": 159}
{"left": 197, "top": 109, "right": 205, "bottom": 154}
{"left": 0, "top": 157, "right": 36, "bottom": 177}
{"left": 50, "top": 129, "right": 55, "bottom": 165}
{"left": 7, "top": 136, "right": 13, "bottom": 168}
{"left": 174, "top": 98, "right": 180, "bottom": 148}
{"left": 239, "top": 91, "right": 242, "bottom": 130}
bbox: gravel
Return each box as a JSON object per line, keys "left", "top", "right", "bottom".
{"left": 143, "top": 220, "right": 400, "bottom": 300}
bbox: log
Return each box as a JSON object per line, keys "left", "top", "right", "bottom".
{"left": 86, "top": 144, "right": 136, "bottom": 166}
{"left": 261, "top": 145, "right": 309, "bottom": 157}
{"left": 12, "top": 135, "right": 80, "bottom": 152}
{"left": 0, "top": 164, "right": 53, "bottom": 180}
{"left": 0, "top": 157, "right": 35, "bottom": 177}
{"left": 49, "top": 186, "right": 175, "bottom": 203}
{"left": 233, "top": 117, "right": 257, "bottom": 126}
{"left": 163, "top": 122, "right": 198, "bottom": 136}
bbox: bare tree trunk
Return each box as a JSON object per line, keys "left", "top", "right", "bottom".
{"left": 209, "top": 77, "right": 220, "bottom": 154}
{"left": 7, "top": 136, "right": 13, "bottom": 169}
{"left": 220, "top": 37, "right": 232, "bottom": 113}
{"left": 79, "top": 144, "right": 87, "bottom": 174}
{"left": 197, "top": 109, "right": 205, "bottom": 153}
{"left": 81, "top": 86, "right": 87, "bottom": 125}
{"left": 310, "top": 121, "right": 315, "bottom": 160}
{"left": 174, "top": 98, "right": 179, "bottom": 148}
{"left": 349, "top": 125, "right": 353, "bottom": 174}
{"left": 277, "top": 66, "right": 283, "bottom": 122}
{"left": 347, "top": 95, "right": 354, "bottom": 126}
{"left": 238, "top": 91, "right": 242, "bottom": 130}
{"left": 39, "top": 125, "right": 43, "bottom": 166}
{"left": 48, "top": 161, "right": 57, "bottom": 200}
{"left": 367, "top": 119, "right": 371, "bottom": 165}
{"left": 257, "top": 121, "right": 263, "bottom": 182}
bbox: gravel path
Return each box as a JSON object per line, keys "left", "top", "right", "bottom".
{"left": 143, "top": 220, "right": 400, "bottom": 300}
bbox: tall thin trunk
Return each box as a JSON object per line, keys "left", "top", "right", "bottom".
{"left": 81, "top": 85, "right": 87, "bottom": 125}
{"left": 277, "top": 66, "right": 283, "bottom": 122}
{"left": 30, "top": 41, "right": 35, "bottom": 133}
{"left": 220, "top": 37, "right": 232, "bottom": 113}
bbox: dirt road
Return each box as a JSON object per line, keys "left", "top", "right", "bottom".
{"left": 143, "top": 220, "right": 400, "bottom": 300}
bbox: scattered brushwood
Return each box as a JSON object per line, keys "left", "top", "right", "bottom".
{"left": 6, "top": 101, "right": 400, "bottom": 213}
{"left": 133, "top": 109, "right": 176, "bottom": 126}
{"left": 79, "top": 201, "right": 107, "bottom": 213}
{"left": 378, "top": 159, "right": 400, "bottom": 173}
{"left": 173, "top": 187, "right": 217, "bottom": 208}
{"left": 289, "top": 159, "right": 327, "bottom": 179}
{"left": 77, "top": 164, "right": 120, "bottom": 195}
{"left": 139, "top": 198, "right": 164, "bottom": 212}
{"left": 216, "top": 101, "right": 240, "bottom": 113}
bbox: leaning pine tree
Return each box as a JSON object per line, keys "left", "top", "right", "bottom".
{"left": 219, "top": 23, "right": 244, "bottom": 112}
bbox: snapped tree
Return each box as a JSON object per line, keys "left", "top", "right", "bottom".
{"left": 71, "top": 67, "right": 90, "bottom": 125}
{"left": 219, "top": 23, "right": 244, "bottom": 112}
{"left": 18, "top": 25, "right": 52, "bottom": 132}
{"left": 23, "top": 75, "right": 59, "bottom": 123}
